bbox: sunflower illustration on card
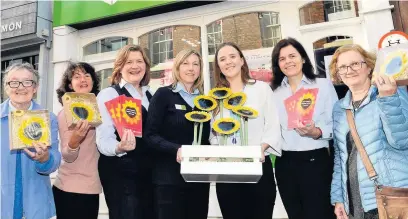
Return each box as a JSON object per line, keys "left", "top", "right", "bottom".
{"left": 284, "top": 88, "right": 319, "bottom": 129}
{"left": 104, "top": 95, "right": 142, "bottom": 139}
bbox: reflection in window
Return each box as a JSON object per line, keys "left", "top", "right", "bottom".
{"left": 259, "top": 12, "right": 281, "bottom": 48}
{"left": 97, "top": 68, "right": 113, "bottom": 90}
{"left": 150, "top": 28, "right": 173, "bottom": 65}
{"left": 207, "top": 20, "right": 223, "bottom": 55}
{"left": 84, "top": 37, "right": 129, "bottom": 56}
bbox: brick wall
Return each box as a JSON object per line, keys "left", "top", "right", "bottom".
{"left": 221, "top": 13, "right": 262, "bottom": 51}
{"left": 299, "top": 1, "right": 325, "bottom": 25}
{"left": 172, "top": 25, "right": 201, "bottom": 56}
{"left": 138, "top": 34, "right": 149, "bottom": 56}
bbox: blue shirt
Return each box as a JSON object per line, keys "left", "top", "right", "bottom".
{"left": 274, "top": 76, "right": 338, "bottom": 151}
{"left": 1, "top": 99, "right": 61, "bottom": 219}
{"left": 96, "top": 79, "right": 151, "bottom": 157}
{"left": 172, "top": 82, "right": 200, "bottom": 108}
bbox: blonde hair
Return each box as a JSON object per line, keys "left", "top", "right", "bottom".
{"left": 111, "top": 44, "right": 151, "bottom": 86}
{"left": 171, "top": 49, "right": 204, "bottom": 94}
{"left": 329, "top": 44, "right": 376, "bottom": 84}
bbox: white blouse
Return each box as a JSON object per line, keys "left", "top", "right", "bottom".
{"left": 209, "top": 80, "right": 282, "bottom": 156}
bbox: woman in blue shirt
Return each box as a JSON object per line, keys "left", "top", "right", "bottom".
{"left": 96, "top": 44, "right": 154, "bottom": 219}
{"left": 1, "top": 63, "right": 61, "bottom": 219}
{"left": 271, "top": 38, "right": 337, "bottom": 219}
{"left": 144, "top": 49, "right": 211, "bottom": 219}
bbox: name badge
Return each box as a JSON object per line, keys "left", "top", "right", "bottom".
{"left": 175, "top": 104, "right": 186, "bottom": 110}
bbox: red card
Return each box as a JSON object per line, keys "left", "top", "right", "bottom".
{"left": 284, "top": 88, "right": 319, "bottom": 129}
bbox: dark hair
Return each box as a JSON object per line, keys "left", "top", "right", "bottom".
{"left": 213, "top": 42, "right": 254, "bottom": 88}
{"left": 271, "top": 37, "right": 316, "bottom": 90}
{"left": 56, "top": 62, "right": 100, "bottom": 105}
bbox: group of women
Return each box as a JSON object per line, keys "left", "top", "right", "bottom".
{"left": 1, "top": 36, "right": 408, "bottom": 219}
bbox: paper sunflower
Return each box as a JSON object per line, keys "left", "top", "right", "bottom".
{"left": 232, "top": 106, "right": 259, "bottom": 119}
{"left": 70, "top": 102, "right": 94, "bottom": 121}
{"left": 194, "top": 95, "right": 217, "bottom": 111}
{"left": 381, "top": 50, "right": 408, "bottom": 79}
{"left": 296, "top": 92, "right": 316, "bottom": 116}
{"left": 208, "top": 87, "right": 232, "bottom": 100}
{"left": 185, "top": 111, "right": 212, "bottom": 123}
{"left": 18, "top": 116, "right": 50, "bottom": 146}
{"left": 121, "top": 100, "right": 141, "bottom": 125}
{"left": 223, "top": 92, "right": 247, "bottom": 110}
{"left": 213, "top": 118, "right": 240, "bottom": 135}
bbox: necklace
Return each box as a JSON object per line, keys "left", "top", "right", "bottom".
{"left": 352, "top": 91, "right": 369, "bottom": 110}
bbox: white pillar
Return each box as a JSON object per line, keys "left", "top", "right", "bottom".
{"left": 200, "top": 20, "right": 211, "bottom": 93}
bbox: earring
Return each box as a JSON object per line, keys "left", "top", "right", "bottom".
{"left": 302, "top": 60, "right": 305, "bottom": 64}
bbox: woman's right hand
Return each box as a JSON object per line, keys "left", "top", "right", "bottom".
{"left": 68, "top": 120, "right": 91, "bottom": 149}
{"left": 334, "top": 203, "right": 349, "bottom": 219}
{"left": 115, "top": 129, "right": 136, "bottom": 154}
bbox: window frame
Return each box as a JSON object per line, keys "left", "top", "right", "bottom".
{"left": 149, "top": 27, "right": 174, "bottom": 65}
{"left": 259, "top": 12, "right": 282, "bottom": 48}
{"left": 206, "top": 20, "right": 223, "bottom": 55}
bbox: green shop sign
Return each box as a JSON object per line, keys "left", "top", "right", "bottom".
{"left": 53, "top": 0, "right": 177, "bottom": 27}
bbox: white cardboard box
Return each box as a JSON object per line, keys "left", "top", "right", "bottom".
{"left": 180, "top": 145, "right": 263, "bottom": 183}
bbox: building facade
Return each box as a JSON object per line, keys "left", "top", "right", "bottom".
{"left": 52, "top": 0, "right": 396, "bottom": 218}
{"left": 1, "top": 0, "right": 53, "bottom": 108}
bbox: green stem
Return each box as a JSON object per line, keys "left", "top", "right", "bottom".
{"left": 244, "top": 117, "right": 248, "bottom": 145}
{"left": 220, "top": 100, "right": 223, "bottom": 119}
{"left": 198, "top": 122, "right": 203, "bottom": 145}
{"left": 240, "top": 118, "right": 244, "bottom": 146}
{"left": 194, "top": 122, "right": 198, "bottom": 145}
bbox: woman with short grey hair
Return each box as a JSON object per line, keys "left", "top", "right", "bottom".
{"left": 0, "top": 63, "right": 61, "bottom": 219}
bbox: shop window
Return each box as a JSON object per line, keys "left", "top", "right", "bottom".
{"left": 97, "top": 68, "right": 113, "bottom": 90}
{"left": 83, "top": 37, "right": 130, "bottom": 56}
{"left": 150, "top": 27, "right": 173, "bottom": 65}
{"left": 139, "top": 25, "right": 201, "bottom": 92}
{"left": 207, "top": 20, "right": 223, "bottom": 55}
{"left": 259, "top": 12, "right": 281, "bottom": 48}
{"left": 299, "top": 0, "right": 358, "bottom": 26}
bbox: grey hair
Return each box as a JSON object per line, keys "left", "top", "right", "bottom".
{"left": 3, "top": 63, "right": 40, "bottom": 88}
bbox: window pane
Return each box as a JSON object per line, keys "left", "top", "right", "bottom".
{"left": 166, "top": 28, "right": 172, "bottom": 40}
{"left": 207, "top": 34, "right": 215, "bottom": 45}
{"left": 214, "top": 33, "right": 222, "bottom": 44}
{"left": 168, "top": 51, "right": 173, "bottom": 60}
{"left": 159, "top": 52, "right": 165, "bottom": 63}
{"left": 159, "top": 30, "right": 165, "bottom": 41}
{"left": 153, "top": 54, "right": 159, "bottom": 64}
{"left": 84, "top": 42, "right": 98, "bottom": 55}
{"left": 207, "top": 25, "right": 213, "bottom": 33}
{"left": 208, "top": 46, "right": 215, "bottom": 55}
{"left": 153, "top": 43, "right": 159, "bottom": 54}
{"left": 166, "top": 41, "right": 172, "bottom": 52}
{"left": 153, "top": 31, "right": 159, "bottom": 42}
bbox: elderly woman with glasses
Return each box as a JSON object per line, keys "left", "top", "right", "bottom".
{"left": 0, "top": 63, "right": 61, "bottom": 219}
{"left": 329, "top": 44, "right": 408, "bottom": 219}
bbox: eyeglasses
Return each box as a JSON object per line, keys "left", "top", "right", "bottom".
{"left": 6, "top": 80, "right": 36, "bottom": 88}
{"left": 336, "top": 61, "right": 367, "bottom": 75}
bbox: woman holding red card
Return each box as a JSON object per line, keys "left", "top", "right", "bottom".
{"left": 96, "top": 44, "right": 154, "bottom": 219}
{"left": 271, "top": 37, "right": 338, "bottom": 219}
{"left": 53, "top": 62, "right": 101, "bottom": 219}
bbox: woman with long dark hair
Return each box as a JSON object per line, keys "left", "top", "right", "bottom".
{"left": 271, "top": 37, "right": 337, "bottom": 219}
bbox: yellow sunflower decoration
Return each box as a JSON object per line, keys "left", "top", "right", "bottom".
{"left": 185, "top": 111, "right": 212, "bottom": 123}
{"left": 380, "top": 50, "right": 408, "bottom": 80}
{"left": 223, "top": 92, "right": 247, "bottom": 110}
{"left": 232, "top": 106, "right": 259, "bottom": 119}
{"left": 70, "top": 102, "right": 94, "bottom": 121}
{"left": 213, "top": 118, "right": 240, "bottom": 135}
{"left": 208, "top": 87, "right": 232, "bottom": 100}
{"left": 296, "top": 92, "right": 316, "bottom": 116}
{"left": 121, "top": 100, "right": 141, "bottom": 125}
{"left": 18, "top": 116, "right": 50, "bottom": 146}
{"left": 194, "top": 95, "right": 217, "bottom": 111}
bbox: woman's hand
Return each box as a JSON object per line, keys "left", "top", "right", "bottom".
{"left": 176, "top": 148, "right": 183, "bottom": 163}
{"left": 295, "top": 120, "right": 322, "bottom": 139}
{"left": 334, "top": 203, "right": 349, "bottom": 219}
{"left": 115, "top": 129, "right": 136, "bottom": 154}
{"left": 375, "top": 75, "right": 397, "bottom": 97}
{"left": 24, "top": 142, "right": 50, "bottom": 163}
{"left": 68, "top": 120, "right": 91, "bottom": 149}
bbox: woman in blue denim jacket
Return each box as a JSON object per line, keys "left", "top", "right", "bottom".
{"left": 1, "top": 63, "right": 61, "bottom": 219}
{"left": 329, "top": 44, "right": 408, "bottom": 219}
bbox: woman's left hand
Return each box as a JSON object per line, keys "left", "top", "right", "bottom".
{"left": 24, "top": 142, "right": 50, "bottom": 163}
{"left": 375, "top": 75, "right": 397, "bottom": 97}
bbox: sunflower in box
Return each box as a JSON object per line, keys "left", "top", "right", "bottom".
{"left": 380, "top": 50, "right": 408, "bottom": 80}
{"left": 185, "top": 111, "right": 212, "bottom": 145}
{"left": 194, "top": 95, "right": 217, "bottom": 111}
{"left": 232, "top": 106, "right": 259, "bottom": 145}
{"left": 70, "top": 102, "right": 95, "bottom": 122}
{"left": 18, "top": 116, "right": 50, "bottom": 147}
{"left": 213, "top": 118, "right": 240, "bottom": 135}
{"left": 208, "top": 87, "right": 232, "bottom": 100}
{"left": 223, "top": 92, "right": 247, "bottom": 110}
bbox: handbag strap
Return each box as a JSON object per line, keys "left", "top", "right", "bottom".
{"left": 346, "top": 110, "right": 379, "bottom": 181}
